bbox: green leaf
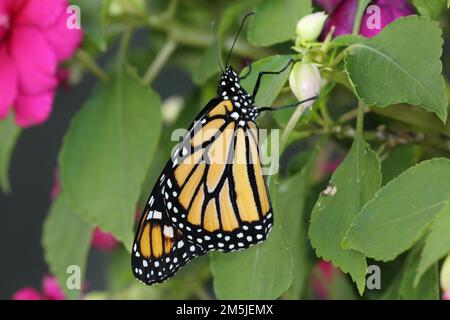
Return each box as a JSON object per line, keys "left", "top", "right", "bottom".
{"left": 309, "top": 136, "right": 381, "bottom": 294}
{"left": 416, "top": 201, "right": 450, "bottom": 284}
{"left": 211, "top": 132, "right": 293, "bottom": 300}
{"left": 399, "top": 245, "right": 440, "bottom": 300}
{"left": 247, "top": 0, "right": 311, "bottom": 47}
{"left": 277, "top": 151, "right": 316, "bottom": 298}
{"left": 42, "top": 194, "right": 93, "bottom": 300}
{"left": 240, "top": 55, "right": 292, "bottom": 107}
{"left": 0, "top": 115, "right": 20, "bottom": 194}
{"left": 211, "top": 223, "right": 292, "bottom": 299}
{"left": 60, "top": 69, "right": 162, "bottom": 246}
{"left": 331, "top": 35, "right": 363, "bottom": 47}
{"left": 381, "top": 145, "right": 422, "bottom": 185}
{"left": 412, "top": 0, "right": 447, "bottom": 20}
{"left": 345, "top": 16, "right": 448, "bottom": 121}
{"left": 106, "top": 248, "right": 136, "bottom": 292}
{"left": 343, "top": 158, "right": 450, "bottom": 261}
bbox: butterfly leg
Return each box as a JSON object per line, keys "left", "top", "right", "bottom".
{"left": 251, "top": 58, "right": 295, "bottom": 97}
{"left": 257, "top": 95, "right": 319, "bottom": 113}
{"left": 239, "top": 62, "right": 252, "bottom": 80}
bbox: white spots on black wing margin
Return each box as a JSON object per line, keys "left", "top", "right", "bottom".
{"left": 178, "top": 213, "right": 274, "bottom": 253}
{"left": 217, "top": 66, "right": 257, "bottom": 124}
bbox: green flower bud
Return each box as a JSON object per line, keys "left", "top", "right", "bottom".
{"left": 108, "top": 0, "right": 145, "bottom": 18}
{"left": 441, "top": 254, "right": 450, "bottom": 296}
{"left": 162, "top": 96, "right": 184, "bottom": 125}
{"left": 289, "top": 62, "right": 321, "bottom": 108}
{"left": 296, "top": 12, "right": 328, "bottom": 42}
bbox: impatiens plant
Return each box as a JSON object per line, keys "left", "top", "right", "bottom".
{"left": 2, "top": 0, "right": 450, "bottom": 300}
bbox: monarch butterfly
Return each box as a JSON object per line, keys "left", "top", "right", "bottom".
{"left": 132, "top": 13, "right": 317, "bottom": 285}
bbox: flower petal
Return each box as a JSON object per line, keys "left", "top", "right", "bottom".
{"left": 314, "top": 0, "right": 345, "bottom": 13}
{"left": 0, "top": 46, "right": 17, "bottom": 119}
{"left": 44, "top": 9, "right": 83, "bottom": 61}
{"left": 12, "top": 287, "right": 42, "bottom": 300}
{"left": 360, "top": 2, "right": 414, "bottom": 38}
{"left": 14, "top": 0, "right": 66, "bottom": 29}
{"left": 322, "top": 0, "right": 358, "bottom": 37}
{"left": 42, "top": 276, "right": 65, "bottom": 300}
{"left": 14, "top": 90, "right": 55, "bottom": 128}
{"left": 10, "top": 26, "right": 58, "bottom": 95}
{"left": 0, "top": 0, "right": 18, "bottom": 13}
{"left": 91, "top": 227, "right": 119, "bottom": 252}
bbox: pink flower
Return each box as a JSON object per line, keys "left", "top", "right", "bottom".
{"left": 324, "top": 157, "right": 343, "bottom": 174}
{"left": 314, "top": 0, "right": 345, "bottom": 16}
{"left": 0, "top": 0, "right": 82, "bottom": 127}
{"left": 310, "top": 260, "right": 340, "bottom": 299}
{"left": 315, "top": 0, "right": 414, "bottom": 38}
{"left": 443, "top": 292, "right": 450, "bottom": 300}
{"left": 12, "top": 287, "right": 42, "bottom": 300}
{"left": 50, "top": 169, "right": 61, "bottom": 201}
{"left": 42, "top": 275, "right": 65, "bottom": 300}
{"left": 12, "top": 275, "right": 65, "bottom": 300}
{"left": 91, "top": 227, "right": 119, "bottom": 252}
{"left": 360, "top": 0, "right": 414, "bottom": 37}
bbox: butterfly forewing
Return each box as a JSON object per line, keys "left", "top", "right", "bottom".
{"left": 163, "top": 75, "right": 274, "bottom": 252}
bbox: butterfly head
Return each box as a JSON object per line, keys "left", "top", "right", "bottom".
{"left": 218, "top": 66, "right": 254, "bottom": 108}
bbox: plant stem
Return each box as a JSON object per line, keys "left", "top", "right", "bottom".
{"left": 117, "top": 27, "right": 133, "bottom": 72}
{"left": 352, "top": 0, "right": 370, "bottom": 35}
{"left": 356, "top": 100, "right": 365, "bottom": 136}
{"left": 338, "top": 106, "right": 371, "bottom": 124}
{"left": 147, "top": 17, "right": 271, "bottom": 60}
{"left": 280, "top": 105, "right": 307, "bottom": 153}
{"left": 330, "top": 47, "right": 349, "bottom": 67}
{"left": 76, "top": 50, "right": 109, "bottom": 82}
{"left": 142, "top": 39, "right": 177, "bottom": 86}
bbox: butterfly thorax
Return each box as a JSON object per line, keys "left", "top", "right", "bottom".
{"left": 217, "top": 66, "right": 258, "bottom": 122}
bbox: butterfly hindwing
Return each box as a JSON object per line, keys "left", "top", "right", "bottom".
{"left": 131, "top": 179, "right": 205, "bottom": 285}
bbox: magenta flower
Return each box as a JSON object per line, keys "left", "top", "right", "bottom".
{"left": 91, "top": 227, "right": 119, "bottom": 252}
{"left": 12, "top": 275, "right": 65, "bottom": 300}
{"left": 314, "top": 0, "right": 344, "bottom": 13}
{"left": 360, "top": 0, "right": 414, "bottom": 37}
{"left": 310, "top": 260, "right": 339, "bottom": 299}
{"left": 42, "top": 275, "right": 65, "bottom": 300}
{"left": 0, "top": 0, "right": 82, "bottom": 127}
{"left": 315, "top": 0, "right": 414, "bottom": 38}
{"left": 323, "top": 157, "right": 343, "bottom": 174}
{"left": 12, "top": 287, "right": 42, "bottom": 300}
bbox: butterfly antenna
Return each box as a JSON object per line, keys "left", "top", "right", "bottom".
{"left": 211, "top": 20, "right": 224, "bottom": 72}
{"left": 225, "top": 12, "right": 254, "bottom": 68}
